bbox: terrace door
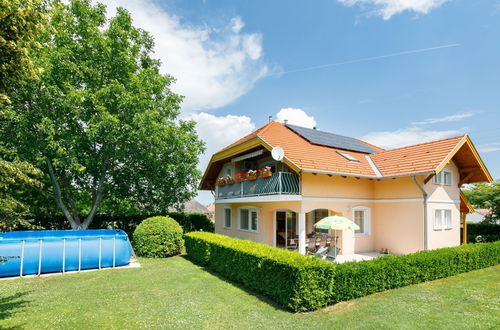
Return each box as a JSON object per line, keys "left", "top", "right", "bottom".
{"left": 276, "top": 211, "right": 297, "bottom": 249}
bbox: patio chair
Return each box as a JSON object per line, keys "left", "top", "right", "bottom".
{"left": 325, "top": 247, "right": 341, "bottom": 262}
{"left": 314, "top": 246, "right": 328, "bottom": 259}
{"left": 318, "top": 235, "right": 328, "bottom": 249}
{"left": 306, "top": 239, "right": 317, "bottom": 253}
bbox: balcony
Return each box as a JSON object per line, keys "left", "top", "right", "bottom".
{"left": 216, "top": 172, "right": 300, "bottom": 200}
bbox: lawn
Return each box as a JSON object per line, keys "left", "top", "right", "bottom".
{"left": 1, "top": 257, "right": 499, "bottom": 329}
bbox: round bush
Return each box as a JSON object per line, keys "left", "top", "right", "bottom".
{"left": 132, "top": 216, "right": 184, "bottom": 257}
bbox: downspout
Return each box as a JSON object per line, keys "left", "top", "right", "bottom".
{"left": 412, "top": 175, "right": 428, "bottom": 250}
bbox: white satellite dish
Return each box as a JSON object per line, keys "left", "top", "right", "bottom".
{"left": 271, "top": 146, "right": 285, "bottom": 161}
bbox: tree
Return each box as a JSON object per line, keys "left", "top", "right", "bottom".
{"left": 462, "top": 181, "right": 500, "bottom": 224}
{"left": 3, "top": 0, "right": 204, "bottom": 229}
{"left": 0, "top": 0, "right": 48, "bottom": 106}
{"left": 0, "top": 0, "right": 47, "bottom": 231}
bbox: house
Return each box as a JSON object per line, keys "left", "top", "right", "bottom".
{"left": 466, "top": 208, "right": 492, "bottom": 223}
{"left": 199, "top": 121, "right": 492, "bottom": 256}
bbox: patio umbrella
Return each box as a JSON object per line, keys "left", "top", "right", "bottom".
{"left": 314, "top": 216, "right": 360, "bottom": 259}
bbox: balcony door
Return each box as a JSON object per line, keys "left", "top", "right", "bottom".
{"left": 275, "top": 211, "right": 297, "bottom": 249}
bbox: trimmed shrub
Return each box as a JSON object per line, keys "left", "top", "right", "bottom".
{"left": 185, "top": 233, "right": 500, "bottom": 312}
{"left": 184, "top": 232, "right": 336, "bottom": 312}
{"left": 132, "top": 216, "right": 184, "bottom": 257}
{"left": 332, "top": 241, "right": 500, "bottom": 303}
{"left": 467, "top": 223, "right": 500, "bottom": 243}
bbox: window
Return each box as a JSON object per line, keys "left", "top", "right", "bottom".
{"left": 314, "top": 209, "right": 329, "bottom": 234}
{"left": 224, "top": 208, "right": 231, "bottom": 228}
{"left": 239, "top": 207, "right": 258, "bottom": 232}
{"left": 434, "top": 209, "right": 452, "bottom": 230}
{"left": 337, "top": 151, "right": 360, "bottom": 162}
{"left": 352, "top": 206, "right": 370, "bottom": 236}
{"left": 433, "top": 170, "right": 452, "bottom": 185}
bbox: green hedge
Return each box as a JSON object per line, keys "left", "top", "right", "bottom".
{"left": 184, "top": 232, "right": 336, "bottom": 312}
{"left": 22, "top": 213, "right": 214, "bottom": 239}
{"left": 185, "top": 233, "right": 500, "bottom": 312}
{"left": 467, "top": 223, "right": 500, "bottom": 243}
{"left": 332, "top": 241, "right": 500, "bottom": 303}
{"left": 132, "top": 216, "right": 184, "bottom": 258}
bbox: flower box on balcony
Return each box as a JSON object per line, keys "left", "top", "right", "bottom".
{"left": 227, "top": 180, "right": 235, "bottom": 185}
{"left": 247, "top": 176, "right": 257, "bottom": 181}
{"left": 236, "top": 178, "right": 245, "bottom": 182}
{"left": 260, "top": 172, "right": 272, "bottom": 178}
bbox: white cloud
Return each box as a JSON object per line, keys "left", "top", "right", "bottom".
{"left": 96, "top": 0, "right": 268, "bottom": 111}
{"left": 276, "top": 108, "right": 317, "bottom": 128}
{"left": 362, "top": 127, "right": 463, "bottom": 149}
{"left": 230, "top": 16, "right": 245, "bottom": 33}
{"left": 412, "top": 112, "right": 474, "bottom": 125}
{"left": 337, "top": 0, "right": 450, "bottom": 19}
{"left": 478, "top": 143, "right": 500, "bottom": 153}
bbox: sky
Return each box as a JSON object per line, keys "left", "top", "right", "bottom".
{"left": 95, "top": 0, "right": 500, "bottom": 205}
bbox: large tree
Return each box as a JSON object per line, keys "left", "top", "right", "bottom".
{"left": 462, "top": 181, "right": 500, "bottom": 224}
{"left": 3, "top": 0, "right": 204, "bottom": 229}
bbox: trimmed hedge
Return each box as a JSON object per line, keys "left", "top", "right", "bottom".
{"left": 467, "top": 223, "right": 500, "bottom": 243}
{"left": 185, "top": 233, "right": 500, "bottom": 312}
{"left": 132, "top": 216, "right": 184, "bottom": 257}
{"left": 22, "top": 213, "right": 214, "bottom": 239}
{"left": 331, "top": 241, "right": 500, "bottom": 303}
{"left": 184, "top": 232, "right": 336, "bottom": 312}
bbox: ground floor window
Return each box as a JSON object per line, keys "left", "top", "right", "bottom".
{"left": 224, "top": 208, "right": 231, "bottom": 228}
{"left": 352, "top": 206, "right": 370, "bottom": 236}
{"left": 239, "top": 207, "right": 258, "bottom": 232}
{"left": 434, "top": 209, "right": 452, "bottom": 230}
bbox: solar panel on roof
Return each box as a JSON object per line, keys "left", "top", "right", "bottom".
{"left": 286, "top": 124, "right": 377, "bottom": 154}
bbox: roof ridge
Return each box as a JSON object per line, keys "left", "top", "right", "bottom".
{"left": 371, "top": 134, "right": 465, "bottom": 154}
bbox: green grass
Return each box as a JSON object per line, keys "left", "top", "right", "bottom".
{"left": 1, "top": 257, "right": 499, "bottom": 329}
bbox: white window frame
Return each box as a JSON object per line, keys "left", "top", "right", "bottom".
{"left": 433, "top": 208, "right": 453, "bottom": 230}
{"left": 223, "top": 207, "right": 232, "bottom": 229}
{"left": 433, "top": 170, "right": 452, "bottom": 186}
{"left": 238, "top": 206, "right": 258, "bottom": 232}
{"left": 352, "top": 206, "right": 371, "bottom": 236}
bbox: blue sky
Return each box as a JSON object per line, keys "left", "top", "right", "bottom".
{"left": 98, "top": 0, "right": 500, "bottom": 205}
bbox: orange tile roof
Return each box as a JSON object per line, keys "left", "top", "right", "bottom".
{"left": 370, "top": 135, "right": 464, "bottom": 177}
{"left": 209, "top": 122, "right": 469, "bottom": 179}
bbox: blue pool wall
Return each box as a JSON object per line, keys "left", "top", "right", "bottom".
{"left": 0, "top": 229, "right": 133, "bottom": 277}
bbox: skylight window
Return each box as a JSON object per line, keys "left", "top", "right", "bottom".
{"left": 337, "top": 151, "right": 360, "bottom": 162}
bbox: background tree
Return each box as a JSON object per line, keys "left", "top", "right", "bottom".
{"left": 0, "top": 0, "right": 48, "bottom": 231}
{"left": 462, "top": 181, "right": 500, "bottom": 224}
{"left": 3, "top": 0, "right": 205, "bottom": 229}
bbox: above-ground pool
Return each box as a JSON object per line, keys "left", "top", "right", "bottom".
{"left": 0, "top": 229, "right": 134, "bottom": 278}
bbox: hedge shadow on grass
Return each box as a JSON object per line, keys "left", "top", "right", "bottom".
{"left": 0, "top": 290, "right": 31, "bottom": 325}
{"left": 180, "top": 255, "right": 290, "bottom": 313}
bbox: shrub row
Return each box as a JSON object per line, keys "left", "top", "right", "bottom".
{"left": 185, "top": 232, "right": 500, "bottom": 312}
{"left": 23, "top": 213, "right": 214, "bottom": 239}
{"left": 467, "top": 223, "right": 500, "bottom": 243}
{"left": 184, "top": 232, "right": 336, "bottom": 312}
{"left": 331, "top": 241, "right": 500, "bottom": 303}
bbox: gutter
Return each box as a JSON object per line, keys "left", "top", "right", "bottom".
{"left": 412, "top": 175, "right": 428, "bottom": 250}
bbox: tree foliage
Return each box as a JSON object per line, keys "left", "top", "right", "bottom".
{"left": 3, "top": 0, "right": 204, "bottom": 229}
{"left": 0, "top": 0, "right": 48, "bottom": 106}
{"left": 462, "top": 181, "right": 500, "bottom": 224}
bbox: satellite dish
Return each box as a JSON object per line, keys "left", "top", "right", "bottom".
{"left": 271, "top": 146, "right": 285, "bottom": 161}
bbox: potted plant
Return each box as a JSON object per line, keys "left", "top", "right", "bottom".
{"left": 245, "top": 170, "right": 258, "bottom": 181}
{"left": 235, "top": 173, "right": 245, "bottom": 182}
{"left": 216, "top": 177, "right": 226, "bottom": 186}
{"left": 259, "top": 166, "right": 272, "bottom": 178}
{"left": 226, "top": 174, "right": 235, "bottom": 185}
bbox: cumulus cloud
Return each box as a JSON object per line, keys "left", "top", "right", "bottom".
{"left": 412, "top": 112, "right": 475, "bottom": 125}
{"left": 96, "top": 0, "right": 268, "bottom": 111}
{"left": 276, "top": 108, "right": 317, "bottom": 128}
{"left": 362, "top": 127, "right": 463, "bottom": 149}
{"left": 337, "top": 0, "right": 450, "bottom": 19}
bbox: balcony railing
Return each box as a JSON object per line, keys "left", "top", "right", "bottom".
{"left": 216, "top": 172, "right": 300, "bottom": 199}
